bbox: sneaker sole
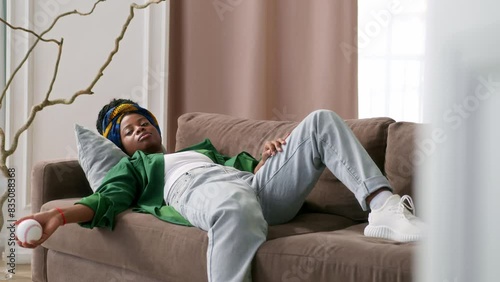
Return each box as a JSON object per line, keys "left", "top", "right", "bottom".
{"left": 364, "top": 225, "right": 420, "bottom": 242}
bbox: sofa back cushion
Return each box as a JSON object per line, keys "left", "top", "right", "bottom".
{"left": 384, "top": 122, "right": 421, "bottom": 198}
{"left": 176, "top": 112, "right": 394, "bottom": 221}
{"left": 176, "top": 112, "right": 296, "bottom": 158}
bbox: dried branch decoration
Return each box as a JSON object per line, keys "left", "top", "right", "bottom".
{"left": 0, "top": 0, "right": 165, "bottom": 233}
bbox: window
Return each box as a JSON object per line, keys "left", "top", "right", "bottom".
{"left": 358, "top": 0, "right": 427, "bottom": 122}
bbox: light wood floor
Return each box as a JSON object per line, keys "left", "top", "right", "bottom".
{"left": 2, "top": 264, "right": 31, "bottom": 282}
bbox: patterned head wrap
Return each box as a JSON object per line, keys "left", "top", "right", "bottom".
{"left": 101, "top": 103, "right": 161, "bottom": 149}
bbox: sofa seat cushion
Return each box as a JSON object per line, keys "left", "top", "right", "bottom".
{"left": 46, "top": 250, "right": 164, "bottom": 282}
{"left": 42, "top": 199, "right": 209, "bottom": 282}
{"left": 41, "top": 199, "right": 359, "bottom": 281}
{"left": 267, "top": 212, "right": 357, "bottom": 240}
{"left": 253, "top": 224, "right": 416, "bottom": 282}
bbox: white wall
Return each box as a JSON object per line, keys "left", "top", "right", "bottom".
{"left": 4, "top": 0, "right": 169, "bottom": 263}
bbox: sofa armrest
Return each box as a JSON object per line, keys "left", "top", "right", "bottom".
{"left": 31, "top": 159, "right": 92, "bottom": 214}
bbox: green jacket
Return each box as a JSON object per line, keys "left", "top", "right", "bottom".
{"left": 77, "top": 139, "right": 259, "bottom": 229}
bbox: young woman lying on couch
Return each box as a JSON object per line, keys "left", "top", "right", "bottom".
{"left": 18, "top": 98, "right": 422, "bottom": 282}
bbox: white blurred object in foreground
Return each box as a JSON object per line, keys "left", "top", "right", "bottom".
{"left": 418, "top": 0, "right": 500, "bottom": 281}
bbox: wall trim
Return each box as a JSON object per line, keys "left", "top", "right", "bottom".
{"left": 0, "top": 0, "right": 6, "bottom": 136}
{"left": 22, "top": 0, "right": 34, "bottom": 211}
{"left": 4, "top": 0, "right": 34, "bottom": 213}
{"left": 160, "top": 2, "right": 168, "bottom": 144}
{"left": 145, "top": 2, "right": 168, "bottom": 145}
{"left": 142, "top": 6, "right": 151, "bottom": 108}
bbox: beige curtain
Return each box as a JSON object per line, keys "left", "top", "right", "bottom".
{"left": 167, "top": 0, "right": 358, "bottom": 152}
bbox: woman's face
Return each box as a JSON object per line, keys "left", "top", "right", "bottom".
{"left": 119, "top": 113, "right": 163, "bottom": 156}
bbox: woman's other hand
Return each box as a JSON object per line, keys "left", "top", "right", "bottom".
{"left": 254, "top": 133, "right": 290, "bottom": 173}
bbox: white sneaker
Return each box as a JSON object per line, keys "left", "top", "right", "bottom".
{"left": 364, "top": 194, "right": 422, "bottom": 242}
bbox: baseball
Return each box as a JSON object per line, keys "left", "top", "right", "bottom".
{"left": 16, "top": 219, "right": 43, "bottom": 244}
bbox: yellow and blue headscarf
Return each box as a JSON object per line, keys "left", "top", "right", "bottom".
{"left": 101, "top": 103, "right": 161, "bottom": 150}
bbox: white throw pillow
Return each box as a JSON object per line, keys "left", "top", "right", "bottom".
{"left": 75, "top": 124, "right": 128, "bottom": 192}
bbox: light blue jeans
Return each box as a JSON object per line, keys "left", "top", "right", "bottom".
{"left": 167, "top": 110, "right": 392, "bottom": 282}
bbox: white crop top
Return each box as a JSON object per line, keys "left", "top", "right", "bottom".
{"left": 163, "top": 151, "right": 214, "bottom": 199}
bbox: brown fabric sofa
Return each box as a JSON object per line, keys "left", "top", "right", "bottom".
{"left": 31, "top": 112, "right": 419, "bottom": 282}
